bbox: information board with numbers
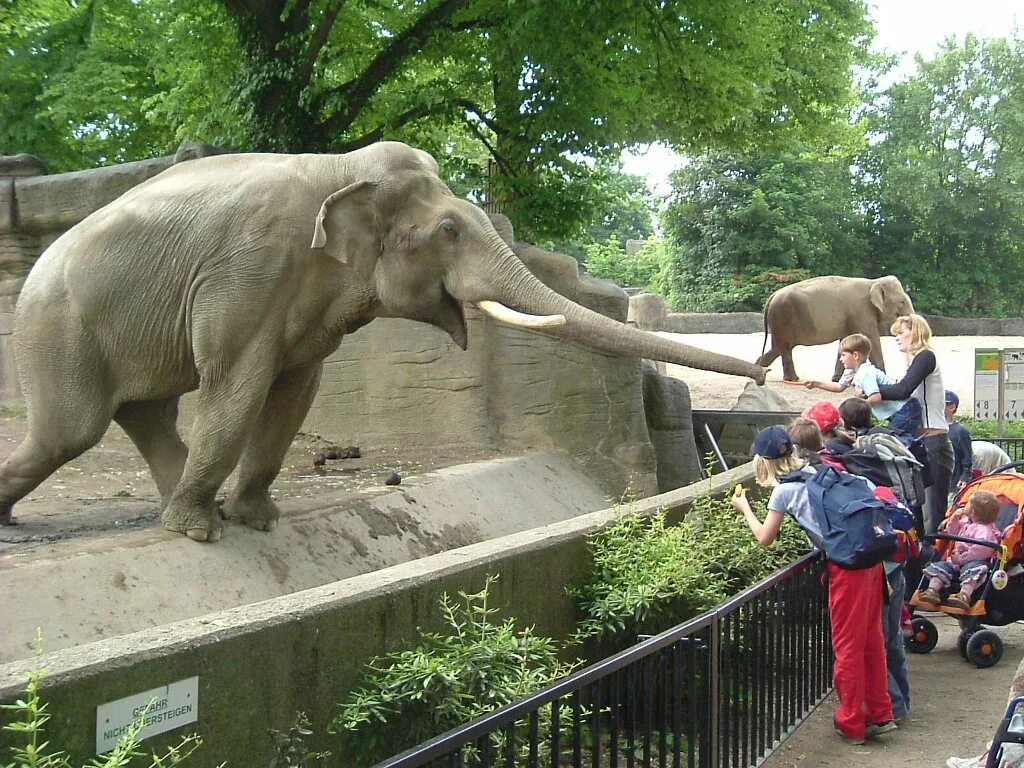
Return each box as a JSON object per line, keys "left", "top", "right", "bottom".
{"left": 974, "top": 348, "right": 1024, "bottom": 426}
{"left": 975, "top": 349, "right": 1001, "bottom": 419}
{"left": 1003, "top": 348, "right": 1024, "bottom": 420}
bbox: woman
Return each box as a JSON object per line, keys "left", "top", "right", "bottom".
{"left": 871, "top": 314, "right": 953, "bottom": 534}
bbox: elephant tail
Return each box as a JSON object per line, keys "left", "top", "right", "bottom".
{"left": 760, "top": 293, "right": 773, "bottom": 358}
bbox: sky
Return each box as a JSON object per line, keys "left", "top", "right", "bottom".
{"left": 621, "top": 0, "right": 1023, "bottom": 195}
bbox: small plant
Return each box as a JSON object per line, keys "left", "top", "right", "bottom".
{"left": 1, "top": 668, "right": 203, "bottom": 768}
{"left": 331, "top": 575, "right": 579, "bottom": 766}
{"left": 571, "top": 491, "right": 806, "bottom": 641}
{"left": 268, "top": 714, "right": 328, "bottom": 768}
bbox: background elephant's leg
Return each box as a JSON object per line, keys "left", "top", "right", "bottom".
{"left": 224, "top": 362, "right": 323, "bottom": 532}
{"left": 866, "top": 331, "right": 886, "bottom": 372}
{"left": 755, "top": 346, "right": 780, "bottom": 368}
{"left": 113, "top": 398, "right": 187, "bottom": 508}
{"left": 162, "top": 362, "right": 276, "bottom": 542}
{"left": 780, "top": 348, "right": 799, "bottom": 381}
{"left": 832, "top": 342, "right": 846, "bottom": 381}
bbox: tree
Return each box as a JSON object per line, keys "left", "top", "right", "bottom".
{"left": 856, "top": 34, "right": 1024, "bottom": 316}
{"left": 658, "top": 150, "right": 868, "bottom": 310}
{"left": 1, "top": 0, "right": 873, "bottom": 241}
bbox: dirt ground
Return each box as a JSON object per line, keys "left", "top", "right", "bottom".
{"left": 2, "top": 332, "right": 1021, "bottom": 765}
{"left": 762, "top": 613, "right": 1024, "bottom": 768}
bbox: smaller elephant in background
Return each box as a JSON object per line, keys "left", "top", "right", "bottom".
{"left": 755, "top": 275, "right": 914, "bottom": 381}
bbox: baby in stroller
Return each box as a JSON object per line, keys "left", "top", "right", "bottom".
{"left": 918, "top": 490, "right": 1002, "bottom": 609}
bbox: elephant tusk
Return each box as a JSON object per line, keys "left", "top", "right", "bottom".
{"left": 476, "top": 300, "right": 566, "bottom": 329}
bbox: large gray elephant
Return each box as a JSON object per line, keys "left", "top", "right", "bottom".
{"left": 755, "top": 275, "right": 914, "bottom": 381}
{"left": 0, "top": 142, "right": 765, "bottom": 542}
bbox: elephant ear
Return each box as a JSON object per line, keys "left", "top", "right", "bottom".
{"left": 869, "top": 275, "right": 899, "bottom": 314}
{"left": 309, "top": 180, "right": 381, "bottom": 264}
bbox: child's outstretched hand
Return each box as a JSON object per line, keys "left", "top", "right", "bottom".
{"left": 731, "top": 484, "right": 747, "bottom": 511}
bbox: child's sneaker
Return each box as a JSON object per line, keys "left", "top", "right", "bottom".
{"left": 834, "top": 720, "right": 866, "bottom": 746}
{"left": 944, "top": 592, "right": 971, "bottom": 609}
{"left": 866, "top": 720, "right": 899, "bottom": 738}
{"left": 918, "top": 588, "right": 942, "bottom": 605}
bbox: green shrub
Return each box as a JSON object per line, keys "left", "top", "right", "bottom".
{"left": 572, "top": 492, "right": 807, "bottom": 641}
{"left": 959, "top": 418, "right": 1024, "bottom": 439}
{"left": 330, "top": 576, "right": 578, "bottom": 767}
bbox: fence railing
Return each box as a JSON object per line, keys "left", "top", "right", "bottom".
{"left": 374, "top": 551, "right": 832, "bottom": 768}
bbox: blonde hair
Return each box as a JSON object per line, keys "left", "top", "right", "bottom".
{"left": 754, "top": 453, "right": 806, "bottom": 488}
{"left": 890, "top": 314, "right": 933, "bottom": 356}
{"left": 969, "top": 490, "right": 1001, "bottom": 525}
{"left": 840, "top": 333, "right": 872, "bottom": 358}
{"left": 788, "top": 417, "right": 824, "bottom": 454}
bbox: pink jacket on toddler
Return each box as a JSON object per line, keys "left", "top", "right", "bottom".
{"left": 947, "top": 515, "right": 1001, "bottom": 564}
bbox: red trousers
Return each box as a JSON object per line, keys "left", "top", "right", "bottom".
{"left": 828, "top": 561, "right": 893, "bottom": 739}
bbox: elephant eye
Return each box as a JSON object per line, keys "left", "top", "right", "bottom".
{"left": 441, "top": 220, "right": 458, "bottom": 238}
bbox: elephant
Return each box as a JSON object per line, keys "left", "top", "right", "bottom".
{"left": 0, "top": 141, "right": 766, "bottom": 542}
{"left": 755, "top": 275, "right": 914, "bottom": 382}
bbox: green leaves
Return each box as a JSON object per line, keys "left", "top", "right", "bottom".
{"left": 331, "top": 575, "right": 578, "bottom": 766}
{"left": 573, "top": 494, "right": 806, "bottom": 642}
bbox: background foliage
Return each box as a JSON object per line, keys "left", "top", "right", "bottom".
{"left": 3, "top": 4, "right": 1022, "bottom": 314}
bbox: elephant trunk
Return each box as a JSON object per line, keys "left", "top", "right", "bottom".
{"left": 468, "top": 254, "right": 767, "bottom": 384}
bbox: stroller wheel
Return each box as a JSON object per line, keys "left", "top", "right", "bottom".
{"left": 958, "top": 627, "right": 981, "bottom": 660}
{"left": 966, "top": 630, "right": 1004, "bottom": 668}
{"left": 905, "top": 617, "right": 938, "bottom": 653}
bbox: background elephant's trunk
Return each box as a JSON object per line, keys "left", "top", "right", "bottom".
{"left": 471, "top": 256, "right": 767, "bottom": 384}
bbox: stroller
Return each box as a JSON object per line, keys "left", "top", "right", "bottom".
{"left": 906, "top": 463, "right": 1024, "bottom": 668}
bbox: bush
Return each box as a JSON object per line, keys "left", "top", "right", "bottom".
{"left": 331, "top": 576, "right": 578, "bottom": 767}
{"left": 572, "top": 492, "right": 807, "bottom": 641}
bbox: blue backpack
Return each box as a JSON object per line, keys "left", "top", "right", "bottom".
{"left": 783, "top": 467, "right": 898, "bottom": 569}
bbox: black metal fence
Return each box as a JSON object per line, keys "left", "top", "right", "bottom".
{"left": 374, "top": 552, "right": 832, "bottom": 768}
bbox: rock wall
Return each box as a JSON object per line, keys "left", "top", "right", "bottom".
{"left": 0, "top": 150, "right": 704, "bottom": 497}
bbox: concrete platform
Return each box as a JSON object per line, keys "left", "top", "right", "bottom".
{"left": 0, "top": 451, "right": 612, "bottom": 664}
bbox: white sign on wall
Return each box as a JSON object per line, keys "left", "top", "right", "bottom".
{"left": 95, "top": 677, "right": 198, "bottom": 754}
{"left": 975, "top": 348, "right": 1001, "bottom": 419}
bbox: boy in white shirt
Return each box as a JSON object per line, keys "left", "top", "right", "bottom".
{"left": 805, "top": 333, "right": 921, "bottom": 437}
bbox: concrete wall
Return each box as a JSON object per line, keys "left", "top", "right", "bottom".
{"left": 0, "top": 466, "right": 752, "bottom": 768}
{"left": 655, "top": 309, "right": 1024, "bottom": 337}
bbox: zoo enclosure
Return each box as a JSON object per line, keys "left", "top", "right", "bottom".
{"left": 377, "top": 551, "right": 831, "bottom": 768}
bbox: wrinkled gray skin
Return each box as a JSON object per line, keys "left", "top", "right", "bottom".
{"left": 755, "top": 275, "right": 914, "bottom": 381}
{"left": 0, "top": 142, "right": 765, "bottom": 542}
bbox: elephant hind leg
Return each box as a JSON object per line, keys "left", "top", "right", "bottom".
{"left": 114, "top": 398, "right": 188, "bottom": 508}
{"left": 755, "top": 347, "right": 780, "bottom": 368}
{"left": 0, "top": 412, "right": 112, "bottom": 524}
{"left": 757, "top": 345, "right": 800, "bottom": 380}
{"left": 224, "top": 362, "right": 323, "bottom": 532}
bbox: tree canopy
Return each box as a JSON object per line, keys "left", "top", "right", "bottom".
{"left": 597, "top": 34, "right": 1024, "bottom": 316}
{"left": 1, "top": 0, "right": 873, "bottom": 240}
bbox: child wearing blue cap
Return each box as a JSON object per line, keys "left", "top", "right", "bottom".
{"left": 733, "top": 425, "right": 895, "bottom": 746}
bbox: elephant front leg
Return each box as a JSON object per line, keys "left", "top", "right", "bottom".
{"left": 223, "top": 362, "right": 323, "bottom": 532}
{"left": 162, "top": 364, "right": 277, "bottom": 542}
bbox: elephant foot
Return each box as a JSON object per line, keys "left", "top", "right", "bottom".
{"left": 222, "top": 488, "right": 280, "bottom": 533}
{"left": 162, "top": 499, "right": 223, "bottom": 543}
{"left": 1, "top": 502, "right": 15, "bottom": 526}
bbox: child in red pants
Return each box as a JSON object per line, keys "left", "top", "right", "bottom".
{"left": 734, "top": 425, "right": 895, "bottom": 745}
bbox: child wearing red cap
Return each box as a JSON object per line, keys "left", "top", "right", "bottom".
{"left": 733, "top": 425, "right": 895, "bottom": 746}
